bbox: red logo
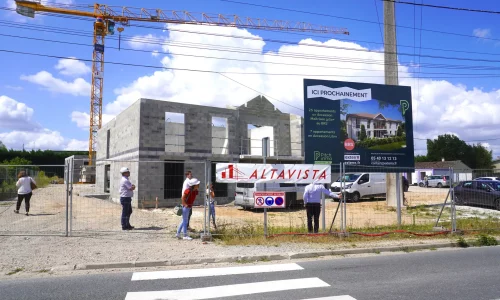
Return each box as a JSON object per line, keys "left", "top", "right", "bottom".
{"left": 221, "top": 164, "right": 247, "bottom": 179}
{"left": 344, "top": 139, "right": 355, "bottom": 151}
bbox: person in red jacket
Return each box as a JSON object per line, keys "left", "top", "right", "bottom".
{"left": 176, "top": 178, "right": 200, "bottom": 240}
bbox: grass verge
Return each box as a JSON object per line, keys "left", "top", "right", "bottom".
{"left": 212, "top": 217, "right": 500, "bottom": 247}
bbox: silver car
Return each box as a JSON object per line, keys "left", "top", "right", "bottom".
{"left": 420, "top": 175, "right": 450, "bottom": 188}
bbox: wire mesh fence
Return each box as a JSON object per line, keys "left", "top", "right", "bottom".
{"left": 0, "top": 165, "right": 67, "bottom": 235}
{"left": 1, "top": 160, "right": 499, "bottom": 237}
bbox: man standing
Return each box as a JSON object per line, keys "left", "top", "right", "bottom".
{"left": 119, "top": 167, "right": 135, "bottom": 230}
{"left": 182, "top": 171, "right": 195, "bottom": 231}
{"left": 303, "top": 182, "right": 342, "bottom": 233}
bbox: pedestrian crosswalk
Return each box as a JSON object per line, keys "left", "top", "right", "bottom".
{"left": 124, "top": 263, "right": 357, "bottom": 300}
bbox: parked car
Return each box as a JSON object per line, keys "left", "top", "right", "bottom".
{"left": 473, "top": 176, "right": 500, "bottom": 181}
{"left": 331, "top": 173, "right": 386, "bottom": 202}
{"left": 419, "top": 175, "right": 450, "bottom": 188}
{"left": 453, "top": 180, "right": 500, "bottom": 210}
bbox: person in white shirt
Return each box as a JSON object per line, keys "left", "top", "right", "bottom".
{"left": 182, "top": 171, "right": 195, "bottom": 231}
{"left": 119, "top": 167, "right": 135, "bottom": 230}
{"left": 303, "top": 182, "right": 342, "bottom": 233}
{"left": 15, "top": 170, "right": 36, "bottom": 216}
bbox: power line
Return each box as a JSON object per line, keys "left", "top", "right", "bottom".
{"left": 218, "top": 0, "right": 500, "bottom": 43}
{"left": 4, "top": 6, "right": 500, "bottom": 58}
{"left": 5, "top": 31, "right": 500, "bottom": 78}
{"left": 3, "top": 47, "right": 500, "bottom": 79}
{"left": 382, "top": 0, "right": 500, "bottom": 15}
{"left": 4, "top": 18, "right": 500, "bottom": 68}
{"left": 373, "top": 0, "right": 384, "bottom": 42}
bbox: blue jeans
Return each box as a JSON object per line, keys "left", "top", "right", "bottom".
{"left": 177, "top": 207, "right": 191, "bottom": 237}
{"left": 209, "top": 202, "right": 216, "bottom": 224}
{"left": 120, "top": 197, "right": 132, "bottom": 229}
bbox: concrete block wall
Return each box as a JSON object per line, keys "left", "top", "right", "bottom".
{"left": 95, "top": 96, "right": 303, "bottom": 208}
{"left": 290, "top": 115, "right": 304, "bottom": 157}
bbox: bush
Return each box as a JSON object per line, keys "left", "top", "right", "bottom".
{"left": 475, "top": 234, "right": 498, "bottom": 246}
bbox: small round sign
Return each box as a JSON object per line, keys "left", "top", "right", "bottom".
{"left": 344, "top": 138, "right": 355, "bottom": 151}
{"left": 275, "top": 196, "right": 284, "bottom": 206}
{"left": 256, "top": 197, "right": 264, "bottom": 206}
{"left": 265, "top": 197, "right": 274, "bottom": 206}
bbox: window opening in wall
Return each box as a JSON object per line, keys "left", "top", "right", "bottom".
{"left": 104, "top": 164, "right": 110, "bottom": 193}
{"left": 164, "top": 161, "right": 184, "bottom": 199}
{"left": 211, "top": 161, "right": 228, "bottom": 197}
{"left": 106, "top": 129, "right": 110, "bottom": 159}
{"left": 165, "top": 113, "right": 185, "bottom": 153}
{"left": 212, "top": 117, "right": 228, "bottom": 155}
{"left": 247, "top": 124, "right": 274, "bottom": 156}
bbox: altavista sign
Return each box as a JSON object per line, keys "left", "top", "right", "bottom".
{"left": 216, "top": 163, "right": 331, "bottom": 183}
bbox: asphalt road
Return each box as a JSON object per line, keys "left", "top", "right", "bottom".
{"left": 1, "top": 246, "right": 499, "bottom": 300}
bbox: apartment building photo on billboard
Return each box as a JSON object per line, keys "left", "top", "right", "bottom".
{"left": 345, "top": 112, "right": 402, "bottom": 141}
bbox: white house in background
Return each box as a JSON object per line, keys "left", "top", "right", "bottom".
{"left": 411, "top": 160, "right": 472, "bottom": 185}
{"left": 346, "top": 113, "right": 402, "bottom": 141}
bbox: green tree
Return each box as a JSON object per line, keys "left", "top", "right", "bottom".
{"left": 396, "top": 125, "right": 403, "bottom": 137}
{"left": 415, "top": 155, "right": 429, "bottom": 162}
{"left": 0, "top": 141, "right": 6, "bottom": 151}
{"left": 426, "top": 134, "right": 469, "bottom": 162}
{"left": 340, "top": 120, "right": 348, "bottom": 141}
{"left": 359, "top": 124, "right": 367, "bottom": 141}
{"left": 426, "top": 134, "right": 493, "bottom": 170}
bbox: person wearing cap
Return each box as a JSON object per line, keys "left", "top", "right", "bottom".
{"left": 181, "top": 171, "right": 195, "bottom": 231}
{"left": 119, "top": 167, "right": 135, "bottom": 230}
{"left": 176, "top": 178, "right": 200, "bottom": 240}
{"left": 303, "top": 181, "right": 342, "bottom": 233}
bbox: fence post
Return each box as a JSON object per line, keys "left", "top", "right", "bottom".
{"left": 65, "top": 160, "right": 69, "bottom": 237}
{"left": 262, "top": 137, "right": 269, "bottom": 238}
{"left": 450, "top": 167, "right": 457, "bottom": 233}
{"left": 396, "top": 171, "right": 402, "bottom": 228}
{"left": 69, "top": 157, "right": 74, "bottom": 236}
{"left": 321, "top": 193, "right": 325, "bottom": 232}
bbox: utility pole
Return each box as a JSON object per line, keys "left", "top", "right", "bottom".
{"left": 384, "top": 0, "right": 403, "bottom": 217}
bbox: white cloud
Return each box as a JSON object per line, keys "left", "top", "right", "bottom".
{"left": 64, "top": 139, "right": 88, "bottom": 151}
{"left": 4, "top": 85, "right": 23, "bottom": 91}
{"left": 20, "top": 71, "right": 90, "bottom": 96}
{"left": 473, "top": 28, "right": 491, "bottom": 39}
{"left": 0, "top": 96, "right": 86, "bottom": 150}
{"left": 5, "top": 0, "right": 73, "bottom": 22}
{"left": 127, "top": 34, "right": 163, "bottom": 50}
{"left": 0, "top": 95, "right": 40, "bottom": 130}
{"left": 55, "top": 57, "right": 91, "bottom": 77}
{"left": 70, "top": 111, "right": 115, "bottom": 129}
{"left": 102, "top": 24, "right": 500, "bottom": 158}
{"left": 152, "top": 50, "right": 160, "bottom": 57}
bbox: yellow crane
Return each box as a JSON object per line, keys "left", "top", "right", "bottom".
{"left": 14, "top": 0, "right": 349, "bottom": 171}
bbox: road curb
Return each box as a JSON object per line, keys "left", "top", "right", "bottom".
{"left": 56, "top": 241, "right": 465, "bottom": 272}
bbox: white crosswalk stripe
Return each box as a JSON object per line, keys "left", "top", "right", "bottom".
{"left": 131, "top": 263, "right": 303, "bottom": 281}
{"left": 125, "top": 277, "right": 329, "bottom": 300}
{"left": 125, "top": 263, "right": 357, "bottom": 300}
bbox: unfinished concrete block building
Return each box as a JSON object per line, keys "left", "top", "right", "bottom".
{"left": 95, "top": 96, "right": 304, "bottom": 208}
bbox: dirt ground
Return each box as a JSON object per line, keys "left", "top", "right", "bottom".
{"left": 0, "top": 184, "right": 471, "bottom": 235}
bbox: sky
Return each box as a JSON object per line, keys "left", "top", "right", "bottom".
{"left": 1, "top": 0, "right": 500, "bottom": 159}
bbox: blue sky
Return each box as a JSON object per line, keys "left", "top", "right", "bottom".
{"left": 1, "top": 0, "right": 500, "bottom": 157}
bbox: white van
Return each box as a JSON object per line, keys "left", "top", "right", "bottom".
{"left": 330, "top": 173, "right": 386, "bottom": 202}
{"left": 234, "top": 182, "right": 307, "bottom": 209}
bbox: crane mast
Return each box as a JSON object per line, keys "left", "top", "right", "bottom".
{"left": 15, "top": 0, "right": 349, "bottom": 178}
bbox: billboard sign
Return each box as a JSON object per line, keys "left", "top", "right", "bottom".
{"left": 304, "top": 79, "right": 414, "bottom": 171}
{"left": 215, "top": 163, "right": 331, "bottom": 183}
{"left": 254, "top": 192, "right": 286, "bottom": 208}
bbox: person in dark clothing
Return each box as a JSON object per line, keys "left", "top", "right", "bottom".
{"left": 303, "top": 182, "right": 342, "bottom": 233}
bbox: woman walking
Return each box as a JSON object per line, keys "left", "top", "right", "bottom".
{"left": 15, "top": 171, "right": 36, "bottom": 216}
{"left": 176, "top": 178, "right": 200, "bottom": 240}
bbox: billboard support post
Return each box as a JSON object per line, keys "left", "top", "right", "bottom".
{"left": 262, "top": 137, "right": 269, "bottom": 238}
